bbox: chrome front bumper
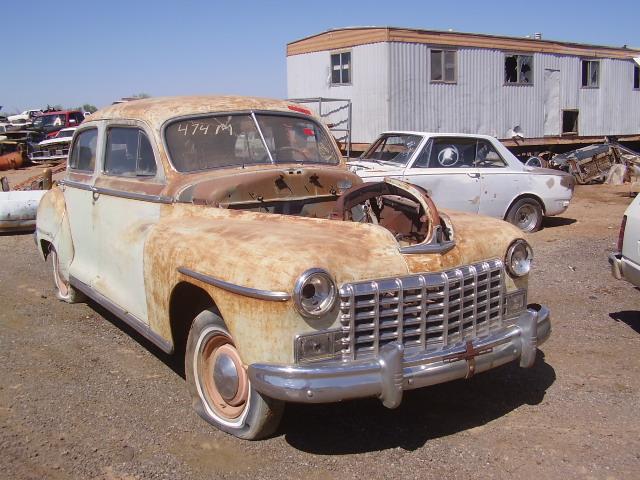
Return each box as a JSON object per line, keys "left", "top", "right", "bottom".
{"left": 248, "top": 305, "right": 550, "bottom": 408}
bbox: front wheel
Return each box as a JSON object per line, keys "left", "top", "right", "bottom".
{"left": 185, "top": 309, "right": 284, "bottom": 440}
{"left": 506, "top": 198, "right": 543, "bottom": 233}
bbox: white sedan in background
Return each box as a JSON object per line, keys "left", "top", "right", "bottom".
{"left": 348, "top": 132, "right": 575, "bottom": 232}
{"left": 609, "top": 194, "right": 640, "bottom": 288}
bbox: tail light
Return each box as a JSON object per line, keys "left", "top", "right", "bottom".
{"left": 617, "top": 215, "right": 627, "bottom": 251}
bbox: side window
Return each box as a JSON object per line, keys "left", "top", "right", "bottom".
{"left": 104, "top": 127, "right": 157, "bottom": 177}
{"left": 430, "top": 49, "right": 457, "bottom": 83}
{"left": 505, "top": 54, "right": 533, "bottom": 84}
{"left": 330, "top": 51, "right": 351, "bottom": 85}
{"left": 581, "top": 60, "right": 599, "bottom": 88}
{"left": 475, "top": 140, "right": 506, "bottom": 168}
{"left": 428, "top": 138, "right": 477, "bottom": 168}
{"left": 412, "top": 141, "right": 432, "bottom": 168}
{"left": 69, "top": 128, "right": 98, "bottom": 172}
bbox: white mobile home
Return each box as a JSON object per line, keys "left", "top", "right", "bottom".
{"left": 287, "top": 27, "right": 640, "bottom": 151}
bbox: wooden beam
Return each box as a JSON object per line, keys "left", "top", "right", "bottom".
{"left": 287, "top": 27, "right": 640, "bottom": 60}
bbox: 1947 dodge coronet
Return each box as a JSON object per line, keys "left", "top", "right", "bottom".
{"left": 35, "top": 96, "right": 550, "bottom": 439}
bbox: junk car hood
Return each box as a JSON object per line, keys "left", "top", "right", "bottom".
{"left": 152, "top": 203, "right": 522, "bottom": 293}
{"left": 152, "top": 205, "right": 410, "bottom": 291}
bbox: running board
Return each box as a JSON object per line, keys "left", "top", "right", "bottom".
{"left": 69, "top": 276, "right": 174, "bottom": 354}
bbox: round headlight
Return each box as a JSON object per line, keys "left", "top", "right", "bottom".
{"left": 505, "top": 239, "right": 533, "bottom": 277}
{"left": 294, "top": 268, "right": 337, "bottom": 318}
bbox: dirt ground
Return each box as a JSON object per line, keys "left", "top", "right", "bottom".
{"left": 1, "top": 181, "right": 639, "bottom": 480}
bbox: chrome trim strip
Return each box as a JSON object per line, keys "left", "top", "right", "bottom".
{"left": 177, "top": 267, "right": 291, "bottom": 302}
{"left": 69, "top": 276, "right": 173, "bottom": 354}
{"left": 58, "top": 179, "right": 93, "bottom": 192}
{"left": 92, "top": 186, "right": 173, "bottom": 204}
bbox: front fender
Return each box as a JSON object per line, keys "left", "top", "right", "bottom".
{"left": 36, "top": 187, "right": 74, "bottom": 279}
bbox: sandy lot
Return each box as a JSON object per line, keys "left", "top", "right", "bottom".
{"left": 1, "top": 182, "right": 639, "bottom": 480}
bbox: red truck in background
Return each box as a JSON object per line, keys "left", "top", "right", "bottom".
{"left": 32, "top": 110, "right": 84, "bottom": 138}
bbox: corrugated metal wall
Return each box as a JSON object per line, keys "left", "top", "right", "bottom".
{"left": 287, "top": 42, "right": 640, "bottom": 144}
{"left": 287, "top": 43, "right": 390, "bottom": 142}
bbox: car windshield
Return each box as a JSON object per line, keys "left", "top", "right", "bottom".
{"left": 361, "top": 134, "right": 423, "bottom": 166}
{"left": 33, "top": 114, "right": 65, "bottom": 128}
{"left": 165, "top": 113, "right": 340, "bottom": 172}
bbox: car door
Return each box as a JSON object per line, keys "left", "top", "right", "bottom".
{"left": 403, "top": 136, "right": 481, "bottom": 214}
{"left": 65, "top": 126, "right": 101, "bottom": 287}
{"left": 91, "top": 122, "right": 166, "bottom": 323}
{"left": 476, "top": 138, "right": 525, "bottom": 218}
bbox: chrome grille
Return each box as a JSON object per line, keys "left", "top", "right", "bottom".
{"left": 339, "top": 260, "right": 505, "bottom": 360}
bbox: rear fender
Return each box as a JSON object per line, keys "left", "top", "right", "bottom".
{"left": 36, "top": 187, "right": 74, "bottom": 279}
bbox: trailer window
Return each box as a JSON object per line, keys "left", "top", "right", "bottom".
{"left": 562, "top": 110, "right": 579, "bottom": 135}
{"left": 431, "top": 49, "right": 457, "bottom": 83}
{"left": 331, "top": 51, "right": 351, "bottom": 85}
{"left": 582, "top": 60, "right": 599, "bottom": 88}
{"left": 505, "top": 54, "right": 533, "bottom": 84}
{"left": 633, "top": 65, "right": 639, "bottom": 90}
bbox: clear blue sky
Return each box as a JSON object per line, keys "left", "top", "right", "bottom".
{"left": 2, "top": 0, "right": 638, "bottom": 113}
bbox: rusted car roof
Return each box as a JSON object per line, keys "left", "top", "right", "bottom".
{"left": 88, "top": 96, "right": 306, "bottom": 127}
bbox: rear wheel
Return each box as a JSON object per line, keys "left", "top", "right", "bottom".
{"left": 506, "top": 198, "right": 543, "bottom": 233}
{"left": 185, "top": 309, "right": 284, "bottom": 440}
{"left": 50, "top": 246, "right": 84, "bottom": 303}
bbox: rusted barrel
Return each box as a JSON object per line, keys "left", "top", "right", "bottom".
{"left": 0, "top": 151, "right": 25, "bottom": 171}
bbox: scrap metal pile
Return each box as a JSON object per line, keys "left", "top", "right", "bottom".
{"left": 542, "top": 141, "right": 640, "bottom": 185}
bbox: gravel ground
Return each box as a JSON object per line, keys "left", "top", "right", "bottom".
{"left": 1, "top": 184, "right": 639, "bottom": 480}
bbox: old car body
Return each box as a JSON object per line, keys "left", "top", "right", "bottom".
{"left": 349, "top": 132, "right": 575, "bottom": 232}
{"left": 30, "top": 127, "right": 76, "bottom": 163}
{"left": 32, "top": 110, "right": 84, "bottom": 138}
{"left": 609, "top": 194, "right": 640, "bottom": 288}
{"left": 36, "top": 96, "right": 550, "bottom": 439}
{"left": 7, "top": 109, "right": 42, "bottom": 124}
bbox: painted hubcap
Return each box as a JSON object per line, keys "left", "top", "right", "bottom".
{"left": 199, "top": 332, "right": 249, "bottom": 420}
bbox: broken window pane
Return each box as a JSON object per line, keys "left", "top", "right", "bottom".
{"left": 519, "top": 56, "right": 533, "bottom": 83}
{"left": 505, "top": 55, "right": 518, "bottom": 83}
{"left": 431, "top": 50, "right": 443, "bottom": 81}
{"left": 505, "top": 54, "right": 533, "bottom": 84}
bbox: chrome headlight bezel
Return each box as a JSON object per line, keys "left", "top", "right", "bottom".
{"left": 505, "top": 239, "right": 533, "bottom": 277}
{"left": 293, "top": 268, "right": 337, "bottom": 318}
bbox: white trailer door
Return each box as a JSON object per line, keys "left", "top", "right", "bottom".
{"left": 543, "top": 69, "right": 561, "bottom": 136}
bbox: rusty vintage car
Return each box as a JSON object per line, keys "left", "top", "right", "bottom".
{"left": 35, "top": 96, "right": 550, "bottom": 439}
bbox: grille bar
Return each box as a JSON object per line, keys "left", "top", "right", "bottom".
{"left": 339, "top": 259, "right": 505, "bottom": 360}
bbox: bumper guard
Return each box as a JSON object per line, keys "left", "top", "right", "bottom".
{"left": 248, "top": 304, "right": 550, "bottom": 408}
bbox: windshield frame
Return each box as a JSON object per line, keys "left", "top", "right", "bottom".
{"left": 360, "top": 133, "right": 426, "bottom": 167}
{"left": 162, "top": 110, "right": 341, "bottom": 174}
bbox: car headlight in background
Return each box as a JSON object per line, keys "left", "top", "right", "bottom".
{"left": 293, "top": 268, "right": 337, "bottom": 318}
{"left": 505, "top": 239, "right": 533, "bottom": 277}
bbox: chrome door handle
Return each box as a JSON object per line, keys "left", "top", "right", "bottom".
{"left": 467, "top": 172, "right": 480, "bottom": 178}
{"left": 91, "top": 187, "right": 100, "bottom": 201}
